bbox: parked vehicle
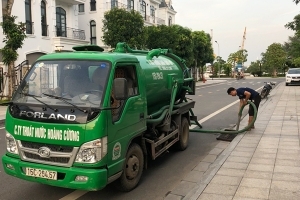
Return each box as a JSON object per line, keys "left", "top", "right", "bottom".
{"left": 2, "top": 42, "right": 196, "bottom": 192}
{"left": 286, "top": 68, "right": 300, "bottom": 86}
{"left": 260, "top": 82, "right": 275, "bottom": 99}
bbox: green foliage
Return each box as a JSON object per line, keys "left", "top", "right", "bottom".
{"left": 192, "top": 31, "right": 214, "bottom": 67}
{"left": 145, "top": 24, "right": 194, "bottom": 67}
{"left": 285, "top": 14, "right": 300, "bottom": 36}
{"left": 246, "top": 61, "right": 262, "bottom": 76}
{"left": 102, "top": 8, "right": 145, "bottom": 48}
{"left": 293, "top": 0, "right": 300, "bottom": 5}
{"left": 0, "top": 15, "right": 26, "bottom": 65}
{"left": 262, "top": 43, "right": 287, "bottom": 76}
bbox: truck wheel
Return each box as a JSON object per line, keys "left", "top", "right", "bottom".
{"left": 176, "top": 117, "right": 189, "bottom": 151}
{"left": 114, "top": 143, "right": 144, "bottom": 192}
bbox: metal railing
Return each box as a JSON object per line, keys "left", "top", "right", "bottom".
{"left": 106, "top": 1, "right": 128, "bottom": 10}
{"left": 41, "top": 24, "right": 48, "bottom": 37}
{"left": 54, "top": 26, "right": 86, "bottom": 40}
{"left": 26, "top": 21, "right": 34, "bottom": 34}
{"left": 156, "top": 17, "right": 165, "bottom": 25}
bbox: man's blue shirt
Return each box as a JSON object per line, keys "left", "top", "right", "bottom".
{"left": 236, "top": 87, "right": 259, "bottom": 100}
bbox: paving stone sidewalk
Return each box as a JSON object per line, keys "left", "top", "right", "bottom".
{"left": 166, "top": 82, "right": 300, "bottom": 200}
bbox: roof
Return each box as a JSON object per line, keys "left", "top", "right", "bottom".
{"left": 159, "top": 0, "right": 174, "bottom": 10}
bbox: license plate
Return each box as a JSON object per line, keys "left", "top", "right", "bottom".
{"left": 25, "top": 167, "right": 57, "bottom": 180}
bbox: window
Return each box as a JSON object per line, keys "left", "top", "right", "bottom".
{"left": 168, "top": 16, "right": 172, "bottom": 26}
{"left": 56, "top": 7, "right": 66, "bottom": 37}
{"left": 150, "top": 5, "right": 155, "bottom": 17}
{"left": 41, "top": 0, "right": 47, "bottom": 36}
{"left": 90, "top": 20, "right": 96, "bottom": 45}
{"left": 90, "top": 0, "right": 96, "bottom": 11}
{"left": 78, "top": 4, "right": 85, "bottom": 12}
{"left": 111, "top": 0, "right": 118, "bottom": 9}
{"left": 140, "top": 1, "right": 146, "bottom": 19}
{"left": 25, "top": 0, "right": 33, "bottom": 34}
{"left": 127, "top": 0, "right": 134, "bottom": 10}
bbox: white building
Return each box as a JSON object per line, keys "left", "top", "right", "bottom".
{"left": 77, "top": 0, "right": 176, "bottom": 49}
{"left": 0, "top": 0, "right": 89, "bottom": 66}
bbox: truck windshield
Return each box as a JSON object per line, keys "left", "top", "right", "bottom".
{"left": 12, "top": 60, "right": 110, "bottom": 108}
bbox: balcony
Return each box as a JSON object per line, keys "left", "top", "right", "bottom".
{"left": 105, "top": 1, "right": 128, "bottom": 11}
{"left": 26, "top": 21, "right": 34, "bottom": 35}
{"left": 156, "top": 17, "right": 165, "bottom": 25}
{"left": 56, "top": 0, "right": 85, "bottom": 5}
{"left": 150, "top": 0, "right": 162, "bottom": 5}
{"left": 53, "top": 26, "right": 88, "bottom": 51}
{"left": 54, "top": 26, "right": 86, "bottom": 40}
{"left": 41, "top": 24, "right": 49, "bottom": 37}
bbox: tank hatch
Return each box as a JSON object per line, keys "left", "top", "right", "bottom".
{"left": 72, "top": 45, "right": 104, "bottom": 52}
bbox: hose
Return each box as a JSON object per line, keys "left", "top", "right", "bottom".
{"left": 189, "top": 101, "right": 257, "bottom": 134}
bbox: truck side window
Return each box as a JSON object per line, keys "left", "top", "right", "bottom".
{"left": 111, "top": 65, "right": 138, "bottom": 121}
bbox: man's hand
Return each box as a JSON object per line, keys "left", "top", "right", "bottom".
{"left": 242, "top": 100, "right": 248, "bottom": 106}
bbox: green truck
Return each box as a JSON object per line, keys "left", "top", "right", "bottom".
{"left": 2, "top": 43, "right": 196, "bottom": 191}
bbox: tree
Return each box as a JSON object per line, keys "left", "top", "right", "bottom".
{"left": 285, "top": 14, "right": 300, "bottom": 36}
{"left": 192, "top": 31, "right": 214, "bottom": 80}
{"left": 246, "top": 61, "right": 261, "bottom": 76}
{"left": 145, "top": 25, "right": 194, "bottom": 67}
{"left": 293, "top": 0, "right": 300, "bottom": 4}
{"left": 102, "top": 8, "right": 145, "bottom": 49}
{"left": 262, "top": 43, "right": 287, "bottom": 77}
{"left": 0, "top": 0, "right": 26, "bottom": 98}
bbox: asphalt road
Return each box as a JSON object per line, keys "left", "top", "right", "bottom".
{"left": 0, "top": 77, "right": 285, "bottom": 200}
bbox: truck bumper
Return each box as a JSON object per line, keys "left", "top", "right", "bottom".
{"left": 2, "top": 155, "right": 108, "bottom": 191}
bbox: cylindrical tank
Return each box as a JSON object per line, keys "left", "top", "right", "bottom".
{"left": 133, "top": 53, "right": 189, "bottom": 115}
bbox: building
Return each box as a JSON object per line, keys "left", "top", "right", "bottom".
{"left": 77, "top": 0, "right": 177, "bottom": 49}
{"left": 0, "top": 0, "right": 176, "bottom": 95}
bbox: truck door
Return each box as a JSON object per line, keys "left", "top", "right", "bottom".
{"left": 107, "top": 64, "right": 146, "bottom": 176}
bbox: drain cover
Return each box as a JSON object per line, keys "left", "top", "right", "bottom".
{"left": 216, "top": 133, "right": 237, "bottom": 142}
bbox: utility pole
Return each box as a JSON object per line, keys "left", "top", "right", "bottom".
{"left": 215, "top": 41, "right": 220, "bottom": 78}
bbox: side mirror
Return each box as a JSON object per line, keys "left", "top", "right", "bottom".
{"left": 113, "top": 78, "right": 128, "bottom": 100}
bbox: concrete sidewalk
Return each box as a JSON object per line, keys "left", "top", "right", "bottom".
{"left": 166, "top": 82, "right": 300, "bottom": 200}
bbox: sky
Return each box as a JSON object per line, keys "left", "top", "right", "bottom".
{"left": 172, "top": 0, "right": 299, "bottom": 66}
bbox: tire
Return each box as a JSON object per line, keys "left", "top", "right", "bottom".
{"left": 286, "top": 83, "right": 289, "bottom": 86}
{"left": 260, "top": 89, "right": 267, "bottom": 99}
{"left": 176, "top": 117, "right": 189, "bottom": 151}
{"left": 114, "top": 143, "right": 144, "bottom": 192}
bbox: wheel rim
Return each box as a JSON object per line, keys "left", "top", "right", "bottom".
{"left": 125, "top": 155, "right": 140, "bottom": 180}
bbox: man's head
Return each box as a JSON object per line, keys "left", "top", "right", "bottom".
{"left": 227, "top": 87, "right": 237, "bottom": 96}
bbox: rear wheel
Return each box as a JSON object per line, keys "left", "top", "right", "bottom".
{"left": 114, "top": 143, "right": 144, "bottom": 192}
{"left": 176, "top": 117, "right": 189, "bottom": 151}
{"left": 260, "top": 89, "right": 267, "bottom": 99}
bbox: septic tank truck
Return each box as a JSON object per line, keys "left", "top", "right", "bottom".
{"left": 2, "top": 42, "right": 196, "bottom": 192}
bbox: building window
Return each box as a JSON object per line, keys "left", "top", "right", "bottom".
{"left": 41, "top": 0, "right": 47, "bottom": 36}
{"left": 168, "top": 16, "right": 172, "bottom": 26}
{"left": 111, "top": 0, "right": 118, "bottom": 9}
{"left": 90, "top": 0, "right": 96, "bottom": 11}
{"left": 90, "top": 20, "right": 96, "bottom": 44}
{"left": 140, "top": 1, "right": 146, "bottom": 19}
{"left": 25, "top": 0, "right": 33, "bottom": 34}
{"left": 56, "top": 7, "right": 66, "bottom": 37}
{"left": 79, "top": 4, "right": 85, "bottom": 12}
{"left": 127, "top": 0, "right": 134, "bottom": 10}
{"left": 150, "top": 5, "right": 155, "bottom": 17}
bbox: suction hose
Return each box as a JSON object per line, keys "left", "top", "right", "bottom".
{"left": 189, "top": 101, "right": 257, "bottom": 134}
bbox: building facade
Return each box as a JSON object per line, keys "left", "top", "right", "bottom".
{"left": 77, "top": 0, "right": 176, "bottom": 49}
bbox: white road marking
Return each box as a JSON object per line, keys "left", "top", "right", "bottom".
{"left": 0, "top": 127, "right": 5, "bottom": 130}
{"left": 59, "top": 190, "right": 89, "bottom": 200}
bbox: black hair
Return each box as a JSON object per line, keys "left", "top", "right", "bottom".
{"left": 227, "top": 87, "right": 235, "bottom": 94}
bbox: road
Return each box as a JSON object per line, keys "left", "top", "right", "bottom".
{"left": 0, "top": 77, "right": 284, "bottom": 200}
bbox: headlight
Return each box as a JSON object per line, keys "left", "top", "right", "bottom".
{"left": 6, "top": 132, "right": 19, "bottom": 154}
{"left": 75, "top": 137, "right": 107, "bottom": 163}
{"left": 287, "top": 76, "right": 291, "bottom": 78}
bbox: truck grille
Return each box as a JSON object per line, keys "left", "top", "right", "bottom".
{"left": 17, "top": 141, "right": 79, "bottom": 167}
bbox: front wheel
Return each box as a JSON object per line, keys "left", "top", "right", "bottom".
{"left": 260, "top": 89, "right": 267, "bottom": 99}
{"left": 114, "top": 143, "right": 144, "bottom": 192}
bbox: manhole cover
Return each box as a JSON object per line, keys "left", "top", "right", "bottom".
{"left": 216, "top": 133, "right": 237, "bottom": 142}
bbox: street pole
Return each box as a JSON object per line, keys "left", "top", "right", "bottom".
{"left": 215, "top": 41, "right": 220, "bottom": 78}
